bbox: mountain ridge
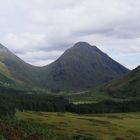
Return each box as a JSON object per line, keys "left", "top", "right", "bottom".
{"left": 0, "top": 42, "right": 130, "bottom": 92}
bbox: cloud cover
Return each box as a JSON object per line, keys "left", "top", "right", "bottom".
{"left": 0, "top": 0, "right": 140, "bottom": 69}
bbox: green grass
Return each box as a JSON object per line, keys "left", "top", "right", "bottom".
{"left": 16, "top": 111, "right": 140, "bottom": 140}
{"left": 0, "top": 134, "right": 7, "bottom": 140}
{"left": 64, "top": 90, "right": 134, "bottom": 104}
{"left": 65, "top": 91, "right": 112, "bottom": 104}
{"left": 0, "top": 63, "right": 12, "bottom": 77}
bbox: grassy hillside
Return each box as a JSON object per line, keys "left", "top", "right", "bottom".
{"left": 1, "top": 111, "right": 138, "bottom": 140}
{"left": 67, "top": 66, "right": 140, "bottom": 103}
{"left": 100, "top": 66, "right": 140, "bottom": 98}
{"left": 0, "top": 62, "right": 15, "bottom": 84}
{"left": 0, "top": 62, "right": 13, "bottom": 77}
{"left": 0, "top": 62, "right": 20, "bottom": 93}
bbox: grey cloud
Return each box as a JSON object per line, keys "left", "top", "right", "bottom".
{"left": 18, "top": 51, "right": 63, "bottom": 61}
{"left": 0, "top": 0, "right": 140, "bottom": 68}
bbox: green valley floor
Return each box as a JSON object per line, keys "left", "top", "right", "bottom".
{"left": 1, "top": 111, "right": 140, "bottom": 140}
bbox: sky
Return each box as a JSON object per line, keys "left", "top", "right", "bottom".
{"left": 0, "top": 0, "right": 140, "bottom": 69}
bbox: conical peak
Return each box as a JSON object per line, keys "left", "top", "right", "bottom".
{"left": 72, "top": 41, "right": 97, "bottom": 50}
{"left": 74, "top": 42, "right": 91, "bottom": 47}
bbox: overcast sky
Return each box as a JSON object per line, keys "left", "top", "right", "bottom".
{"left": 0, "top": 0, "right": 140, "bottom": 69}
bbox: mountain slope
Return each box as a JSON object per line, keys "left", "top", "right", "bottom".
{"left": 0, "top": 42, "right": 130, "bottom": 92}
{"left": 0, "top": 43, "right": 42, "bottom": 87}
{"left": 41, "top": 42, "right": 130, "bottom": 91}
{"left": 100, "top": 65, "right": 140, "bottom": 98}
{"left": 0, "top": 62, "right": 15, "bottom": 83}
{"left": 67, "top": 66, "right": 139, "bottom": 103}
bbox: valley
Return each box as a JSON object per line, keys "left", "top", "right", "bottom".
{"left": 0, "top": 0, "right": 140, "bottom": 139}
{"left": 0, "top": 42, "right": 139, "bottom": 140}
{"left": 1, "top": 111, "right": 140, "bottom": 140}
{"left": 0, "top": 42, "right": 129, "bottom": 92}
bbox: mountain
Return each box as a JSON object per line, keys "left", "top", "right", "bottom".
{"left": 100, "top": 65, "right": 140, "bottom": 98}
{"left": 41, "top": 42, "right": 130, "bottom": 91}
{"left": 0, "top": 43, "right": 41, "bottom": 87}
{"left": 0, "top": 42, "right": 130, "bottom": 92}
